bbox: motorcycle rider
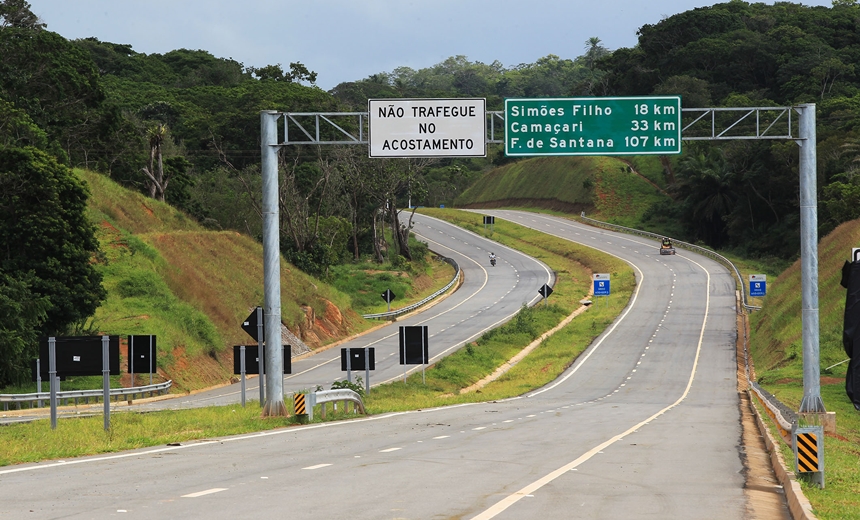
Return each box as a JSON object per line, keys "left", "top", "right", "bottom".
{"left": 489, "top": 252, "right": 496, "bottom": 266}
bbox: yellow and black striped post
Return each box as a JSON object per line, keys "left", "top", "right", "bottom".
{"left": 294, "top": 393, "right": 306, "bottom": 415}
{"left": 794, "top": 426, "right": 824, "bottom": 488}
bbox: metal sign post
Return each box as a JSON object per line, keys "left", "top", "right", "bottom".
{"left": 365, "top": 347, "right": 371, "bottom": 394}
{"left": 129, "top": 337, "right": 134, "bottom": 388}
{"left": 102, "top": 335, "right": 110, "bottom": 432}
{"left": 49, "top": 337, "right": 57, "bottom": 430}
{"left": 36, "top": 359, "right": 42, "bottom": 408}
{"left": 256, "top": 306, "right": 265, "bottom": 404}
{"left": 148, "top": 335, "right": 153, "bottom": 385}
{"left": 240, "top": 345, "right": 246, "bottom": 407}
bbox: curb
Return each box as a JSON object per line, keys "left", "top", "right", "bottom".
{"left": 748, "top": 389, "right": 818, "bottom": 520}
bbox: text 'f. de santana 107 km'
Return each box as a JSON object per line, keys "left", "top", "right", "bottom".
{"left": 505, "top": 96, "right": 682, "bottom": 156}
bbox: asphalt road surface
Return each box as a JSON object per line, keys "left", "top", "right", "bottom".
{"left": 2, "top": 211, "right": 756, "bottom": 519}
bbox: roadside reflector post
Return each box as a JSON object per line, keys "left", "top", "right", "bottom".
{"left": 793, "top": 425, "right": 824, "bottom": 488}
{"left": 294, "top": 392, "right": 309, "bottom": 423}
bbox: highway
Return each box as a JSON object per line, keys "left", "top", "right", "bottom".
{"left": 1, "top": 211, "right": 760, "bottom": 519}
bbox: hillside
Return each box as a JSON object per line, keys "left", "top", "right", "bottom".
{"left": 749, "top": 219, "right": 859, "bottom": 382}
{"left": 80, "top": 169, "right": 367, "bottom": 392}
{"left": 454, "top": 156, "right": 670, "bottom": 227}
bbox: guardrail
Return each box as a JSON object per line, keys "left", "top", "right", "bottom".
{"left": 579, "top": 215, "right": 759, "bottom": 311}
{"left": 0, "top": 380, "right": 173, "bottom": 411}
{"left": 305, "top": 388, "right": 365, "bottom": 420}
{"left": 362, "top": 257, "right": 461, "bottom": 319}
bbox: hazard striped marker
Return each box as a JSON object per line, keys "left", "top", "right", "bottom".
{"left": 796, "top": 431, "right": 819, "bottom": 472}
{"left": 294, "top": 393, "right": 306, "bottom": 415}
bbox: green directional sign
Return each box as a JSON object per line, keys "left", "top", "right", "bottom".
{"left": 505, "top": 96, "right": 682, "bottom": 156}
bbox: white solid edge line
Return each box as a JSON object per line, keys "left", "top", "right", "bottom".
{"left": 471, "top": 254, "right": 712, "bottom": 520}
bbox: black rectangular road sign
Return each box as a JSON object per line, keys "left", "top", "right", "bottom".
{"left": 127, "top": 335, "right": 157, "bottom": 373}
{"left": 483, "top": 215, "right": 495, "bottom": 225}
{"left": 38, "top": 336, "right": 120, "bottom": 377}
{"left": 399, "top": 326, "right": 429, "bottom": 365}
{"left": 341, "top": 348, "right": 376, "bottom": 371}
{"left": 232, "top": 345, "right": 291, "bottom": 375}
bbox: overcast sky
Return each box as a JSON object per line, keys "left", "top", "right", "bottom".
{"left": 32, "top": 0, "right": 835, "bottom": 91}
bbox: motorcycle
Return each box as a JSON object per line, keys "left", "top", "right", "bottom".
{"left": 490, "top": 257, "right": 496, "bottom": 267}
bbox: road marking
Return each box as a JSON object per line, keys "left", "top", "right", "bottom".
{"left": 380, "top": 447, "right": 402, "bottom": 453}
{"left": 303, "top": 463, "right": 332, "bottom": 470}
{"left": 433, "top": 435, "right": 450, "bottom": 439}
{"left": 473, "top": 427, "right": 487, "bottom": 431}
{"left": 472, "top": 253, "right": 713, "bottom": 520}
{"left": 182, "top": 488, "right": 228, "bottom": 498}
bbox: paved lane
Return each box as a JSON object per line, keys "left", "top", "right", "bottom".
{"left": 2, "top": 214, "right": 552, "bottom": 418}
{"left": 1, "top": 211, "right": 754, "bottom": 519}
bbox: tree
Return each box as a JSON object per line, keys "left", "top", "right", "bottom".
{"left": 0, "top": 147, "right": 105, "bottom": 349}
{"left": 672, "top": 147, "right": 738, "bottom": 248}
{"left": 0, "top": 0, "right": 45, "bottom": 30}
{"left": 141, "top": 123, "right": 170, "bottom": 201}
{"left": 0, "top": 269, "right": 49, "bottom": 386}
{"left": 583, "top": 37, "right": 609, "bottom": 70}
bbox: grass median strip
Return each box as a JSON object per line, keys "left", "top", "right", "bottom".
{"left": 1, "top": 208, "right": 632, "bottom": 466}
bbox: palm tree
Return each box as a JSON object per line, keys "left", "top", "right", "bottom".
{"left": 141, "top": 123, "right": 169, "bottom": 202}
{"left": 584, "top": 37, "right": 609, "bottom": 70}
{"left": 674, "top": 148, "right": 738, "bottom": 247}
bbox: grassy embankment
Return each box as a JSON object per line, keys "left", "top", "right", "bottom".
{"left": 1, "top": 169, "right": 373, "bottom": 395}
{"left": 748, "top": 219, "right": 860, "bottom": 519}
{"left": 454, "top": 155, "right": 677, "bottom": 234}
{"left": 0, "top": 208, "right": 632, "bottom": 465}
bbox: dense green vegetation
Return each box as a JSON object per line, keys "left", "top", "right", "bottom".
{"left": 5, "top": 0, "right": 860, "bottom": 396}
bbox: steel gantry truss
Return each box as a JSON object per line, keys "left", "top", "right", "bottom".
{"left": 259, "top": 104, "right": 825, "bottom": 417}
{"left": 276, "top": 106, "right": 798, "bottom": 146}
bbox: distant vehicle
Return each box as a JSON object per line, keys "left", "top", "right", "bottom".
{"left": 659, "top": 237, "right": 676, "bottom": 255}
{"left": 489, "top": 252, "right": 496, "bottom": 267}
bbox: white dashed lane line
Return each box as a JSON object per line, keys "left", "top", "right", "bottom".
{"left": 182, "top": 488, "right": 228, "bottom": 498}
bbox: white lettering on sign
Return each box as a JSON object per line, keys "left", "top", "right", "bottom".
{"left": 369, "top": 98, "right": 486, "bottom": 158}
{"left": 73, "top": 356, "right": 81, "bottom": 362}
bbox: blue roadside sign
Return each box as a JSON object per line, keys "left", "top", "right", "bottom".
{"left": 750, "top": 274, "right": 767, "bottom": 297}
{"left": 593, "top": 273, "right": 610, "bottom": 296}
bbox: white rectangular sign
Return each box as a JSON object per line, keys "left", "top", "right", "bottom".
{"left": 368, "top": 98, "right": 486, "bottom": 158}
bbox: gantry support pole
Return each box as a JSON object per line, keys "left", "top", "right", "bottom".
{"left": 261, "top": 111, "right": 286, "bottom": 416}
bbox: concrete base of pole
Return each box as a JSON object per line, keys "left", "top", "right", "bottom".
{"left": 261, "top": 401, "right": 287, "bottom": 417}
{"left": 798, "top": 411, "right": 836, "bottom": 434}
